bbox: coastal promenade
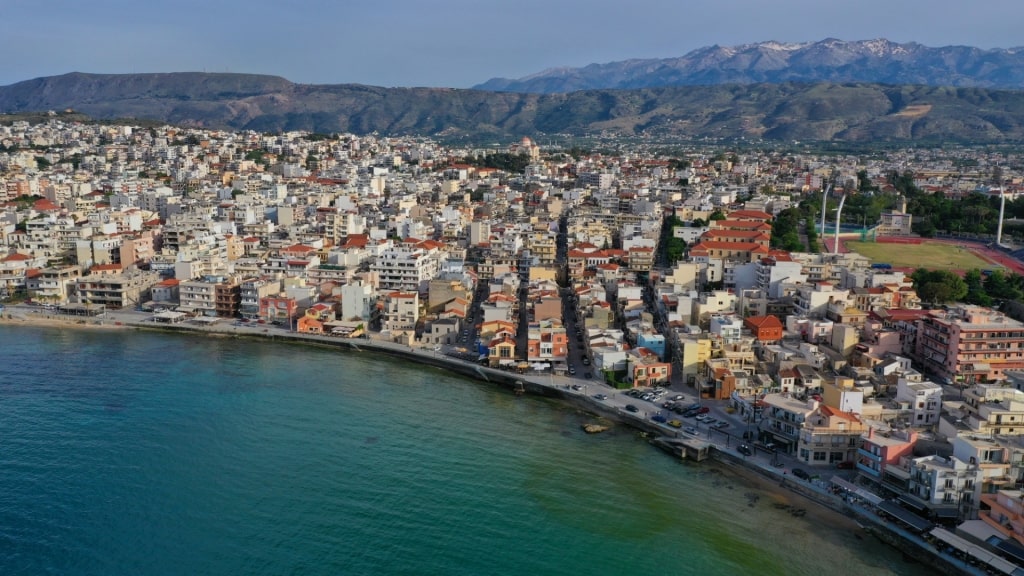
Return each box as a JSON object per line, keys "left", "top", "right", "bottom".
{"left": 0, "top": 305, "right": 1000, "bottom": 575}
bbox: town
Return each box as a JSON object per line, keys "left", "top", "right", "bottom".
{"left": 6, "top": 115, "right": 1024, "bottom": 571}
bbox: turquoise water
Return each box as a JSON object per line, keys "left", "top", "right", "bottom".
{"left": 0, "top": 327, "right": 930, "bottom": 575}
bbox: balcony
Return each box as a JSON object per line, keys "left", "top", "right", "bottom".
{"left": 858, "top": 447, "right": 882, "bottom": 462}
{"left": 856, "top": 461, "right": 880, "bottom": 477}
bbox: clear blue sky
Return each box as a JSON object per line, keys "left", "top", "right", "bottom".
{"left": 3, "top": 0, "right": 1021, "bottom": 88}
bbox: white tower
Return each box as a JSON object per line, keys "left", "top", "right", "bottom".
{"left": 996, "top": 188, "right": 1007, "bottom": 247}
{"left": 833, "top": 193, "right": 847, "bottom": 255}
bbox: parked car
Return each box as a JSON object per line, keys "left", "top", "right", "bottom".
{"left": 667, "top": 419, "right": 682, "bottom": 428}
{"left": 683, "top": 426, "right": 699, "bottom": 436}
{"left": 625, "top": 404, "right": 639, "bottom": 413}
{"left": 696, "top": 406, "right": 710, "bottom": 414}
{"left": 711, "top": 421, "right": 729, "bottom": 430}
{"left": 837, "top": 461, "right": 855, "bottom": 470}
{"left": 594, "top": 394, "right": 608, "bottom": 401}
{"left": 791, "top": 468, "right": 811, "bottom": 480}
{"left": 652, "top": 414, "right": 667, "bottom": 423}
{"left": 737, "top": 444, "right": 754, "bottom": 456}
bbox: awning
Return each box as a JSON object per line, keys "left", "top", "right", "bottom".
{"left": 884, "top": 466, "right": 911, "bottom": 479}
{"left": 829, "top": 476, "right": 883, "bottom": 505}
{"left": 934, "top": 507, "right": 960, "bottom": 519}
{"left": 994, "top": 538, "right": 1024, "bottom": 567}
{"left": 931, "top": 528, "right": 1023, "bottom": 575}
{"left": 898, "top": 495, "right": 928, "bottom": 513}
{"left": 191, "top": 316, "right": 220, "bottom": 324}
{"left": 877, "top": 500, "right": 932, "bottom": 532}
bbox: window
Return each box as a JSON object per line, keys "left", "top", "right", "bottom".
{"left": 813, "top": 451, "right": 826, "bottom": 461}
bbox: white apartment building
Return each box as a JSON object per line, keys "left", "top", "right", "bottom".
{"left": 341, "top": 280, "right": 375, "bottom": 321}
{"left": 384, "top": 291, "right": 419, "bottom": 332}
{"left": 895, "top": 377, "right": 943, "bottom": 427}
{"left": 372, "top": 244, "right": 441, "bottom": 293}
{"left": 179, "top": 279, "right": 218, "bottom": 316}
{"left": 792, "top": 282, "right": 852, "bottom": 318}
{"left": 906, "top": 455, "right": 981, "bottom": 520}
{"left": 708, "top": 314, "right": 743, "bottom": 344}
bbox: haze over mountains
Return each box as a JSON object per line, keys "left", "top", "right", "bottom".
{"left": 474, "top": 39, "right": 1024, "bottom": 93}
{"left": 3, "top": 39, "right": 1024, "bottom": 143}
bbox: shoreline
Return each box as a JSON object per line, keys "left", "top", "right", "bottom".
{"left": 0, "top": 311, "right": 986, "bottom": 575}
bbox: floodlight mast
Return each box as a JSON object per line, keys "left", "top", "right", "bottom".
{"left": 833, "top": 192, "right": 847, "bottom": 255}
{"left": 819, "top": 183, "right": 832, "bottom": 239}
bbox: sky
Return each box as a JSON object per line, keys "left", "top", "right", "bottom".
{"left": 3, "top": 0, "right": 1023, "bottom": 88}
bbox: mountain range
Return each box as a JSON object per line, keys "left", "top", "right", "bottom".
{"left": 4, "top": 39, "right": 1024, "bottom": 143}
{"left": 474, "top": 38, "right": 1024, "bottom": 93}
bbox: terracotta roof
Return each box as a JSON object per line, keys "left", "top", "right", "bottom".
{"left": 282, "top": 244, "right": 316, "bottom": 254}
{"left": 341, "top": 234, "right": 369, "bottom": 249}
{"left": 712, "top": 220, "right": 773, "bottom": 231}
{"left": 745, "top": 315, "right": 783, "bottom": 329}
{"left": 820, "top": 404, "right": 862, "bottom": 423}
{"left": 689, "top": 240, "right": 770, "bottom": 253}
{"left": 728, "top": 209, "right": 773, "bottom": 220}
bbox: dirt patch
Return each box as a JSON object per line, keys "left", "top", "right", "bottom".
{"left": 891, "top": 104, "right": 932, "bottom": 118}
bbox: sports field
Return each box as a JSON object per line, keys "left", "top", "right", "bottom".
{"left": 845, "top": 240, "right": 996, "bottom": 271}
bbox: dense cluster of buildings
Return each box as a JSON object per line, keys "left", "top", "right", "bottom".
{"left": 9, "top": 117, "right": 1024, "bottom": 555}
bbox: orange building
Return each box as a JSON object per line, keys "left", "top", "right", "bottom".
{"left": 744, "top": 315, "right": 784, "bottom": 343}
{"left": 526, "top": 320, "right": 568, "bottom": 363}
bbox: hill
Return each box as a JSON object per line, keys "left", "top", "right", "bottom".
{"left": 5, "top": 73, "right": 1024, "bottom": 142}
{"left": 474, "top": 39, "right": 1024, "bottom": 94}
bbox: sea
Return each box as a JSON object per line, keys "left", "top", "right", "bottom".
{"left": 0, "top": 326, "right": 933, "bottom": 576}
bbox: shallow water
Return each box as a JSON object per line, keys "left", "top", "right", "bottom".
{"left": 0, "top": 327, "right": 931, "bottom": 575}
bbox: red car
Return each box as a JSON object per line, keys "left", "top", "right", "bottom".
{"left": 696, "top": 406, "right": 710, "bottom": 414}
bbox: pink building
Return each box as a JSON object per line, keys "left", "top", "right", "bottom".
{"left": 857, "top": 428, "right": 918, "bottom": 488}
{"left": 916, "top": 305, "right": 1024, "bottom": 384}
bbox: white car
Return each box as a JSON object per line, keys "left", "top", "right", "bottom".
{"left": 695, "top": 413, "right": 708, "bottom": 422}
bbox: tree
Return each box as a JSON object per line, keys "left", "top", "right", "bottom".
{"left": 911, "top": 269, "right": 968, "bottom": 304}
{"left": 963, "top": 269, "right": 993, "bottom": 306}
{"left": 709, "top": 210, "right": 727, "bottom": 221}
{"left": 984, "top": 270, "right": 1023, "bottom": 301}
{"left": 665, "top": 237, "right": 687, "bottom": 264}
